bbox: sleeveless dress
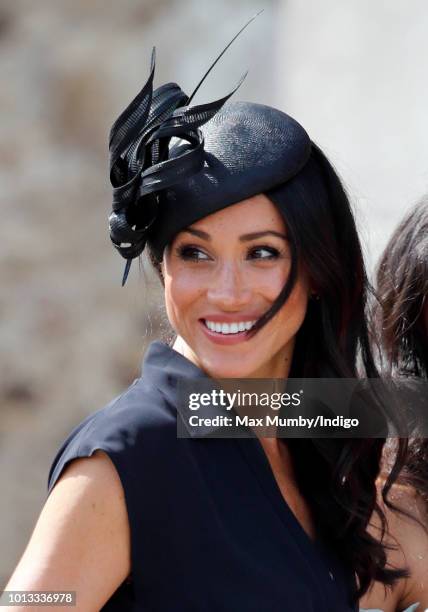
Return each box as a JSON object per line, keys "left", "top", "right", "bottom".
{"left": 47, "top": 340, "right": 358, "bottom": 611}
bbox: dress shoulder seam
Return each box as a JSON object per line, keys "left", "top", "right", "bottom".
{"left": 78, "top": 378, "right": 142, "bottom": 449}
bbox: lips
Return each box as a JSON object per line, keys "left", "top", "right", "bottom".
{"left": 198, "top": 316, "right": 260, "bottom": 345}
{"left": 204, "top": 320, "right": 256, "bottom": 334}
{"left": 200, "top": 313, "right": 262, "bottom": 322}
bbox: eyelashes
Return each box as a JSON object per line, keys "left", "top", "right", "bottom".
{"left": 249, "top": 246, "right": 282, "bottom": 260}
{"left": 175, "top": 245, "right": 210, "bottom": 261}
{"left": 174, "top": 244, "right": 284, "bottom": 262}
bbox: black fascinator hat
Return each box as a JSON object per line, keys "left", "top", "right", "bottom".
{"left": 147, "top": 101, "right": 311, "bottom": 261}
{"left": 108, "top": 16, "right": 311, "bottom": 285}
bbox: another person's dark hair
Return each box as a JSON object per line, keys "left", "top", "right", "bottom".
{"left": 147, "top": 143, "right": 408, "bottom": 599}
{"left": 375, "top": 197, "right": 428, "bottom": 510}
{"left": 376, "top": 197, "right": 428, "bottom": 378}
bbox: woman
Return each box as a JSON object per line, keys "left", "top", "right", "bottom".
{"left": 4, "top": 50, "right": 409, "bottom": 611}
{"left": 359, "top": 199, "right": 428, "bottom": 612}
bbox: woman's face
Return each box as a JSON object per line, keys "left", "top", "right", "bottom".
{"left": 162, "top": 194, "right": 310, "bottom": 378}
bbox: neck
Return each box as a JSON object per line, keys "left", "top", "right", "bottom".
{"left": 172, "top": 335, "right": 295, "bottom": 379}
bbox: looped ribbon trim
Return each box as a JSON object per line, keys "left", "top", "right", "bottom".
{"left": 108, "top": 47, "right": 246, "bottom": 285}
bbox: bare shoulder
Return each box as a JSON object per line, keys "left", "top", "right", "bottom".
{"left": 361, "top": 480, "right": 428, "bottom": 612}
{"left": 5, "top": 450, "right": 131, "bottom": 612}
{"left": 48, "top": 448, "right": 127, "bottom": 502}
{"left": 383, "top": 483, "right": 428, "bottom": 611}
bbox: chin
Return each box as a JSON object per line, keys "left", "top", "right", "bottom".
{"left": 199, "top": 353, "right": 263, "bottom": 379}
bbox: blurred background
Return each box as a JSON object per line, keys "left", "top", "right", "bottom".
{"left": 1, "top": 0, "right": 428, "bottom": 585}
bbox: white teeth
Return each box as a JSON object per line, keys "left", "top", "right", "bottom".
{"left": 204, "top": 320, "right": 256, "bottom": 335}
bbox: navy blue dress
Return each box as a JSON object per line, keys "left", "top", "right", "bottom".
{"left": 47, "top": 340, "right": 358, "bottom": 611}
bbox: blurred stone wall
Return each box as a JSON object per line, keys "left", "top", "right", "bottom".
{"left": 275, "top": 0, "right": 428, "bottom": 270}
{"left": 0, "top": 0, "right": 276, "bottom": 585}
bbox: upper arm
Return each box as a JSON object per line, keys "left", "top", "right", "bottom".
{"left": 394, "top": 492, "right": 428, "bottom": 611}
{"left": 360, "top": 483, "right": 428, "bottom": 612}
{"left": 5, "top": 450, "right": 131, "bottom": 612}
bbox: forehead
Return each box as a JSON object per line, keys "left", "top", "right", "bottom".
{"left": 184, "top": 194, "right": 286, "bottom": 235}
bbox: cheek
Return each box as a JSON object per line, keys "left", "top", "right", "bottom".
{"left": 272, "top": 281, "right": 309, "bottom": 341}
{"left": 248, "top": 260, "right": 292, "bottom": 301}
{"left": 163, "top": 268, "right": 204, "bottom": 327}
{"left": 263, "top": 270, "right": 289, "bottom": 301}
{"left": 287, "top": 285, "right": 308, "bottom": 325}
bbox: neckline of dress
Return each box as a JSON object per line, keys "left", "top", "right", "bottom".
{"left": 233, "top": 435, "right": 351, "bottom": 602}
{"left": 143, "top": 342, "right": 326, "bottom": 549}
{"left": 141, "top": 339, "right": 356, "bottom": 606}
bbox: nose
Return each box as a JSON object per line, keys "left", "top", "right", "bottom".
{"left": 206, "top": 261, "right": 252, "bottom": 310}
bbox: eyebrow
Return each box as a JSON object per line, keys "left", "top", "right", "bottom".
{"left": 183, "top": 228, "right": 287, "bottom": 241}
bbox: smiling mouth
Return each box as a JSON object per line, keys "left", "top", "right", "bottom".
{"left": 201, "top": 319, "right": 257, "bottom": 335}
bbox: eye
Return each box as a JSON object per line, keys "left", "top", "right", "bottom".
{"left": 248, "top": 246, "right": 281, "bottom": 260}
{"left": 175, "top": 245, "right": 211, "bottom": 262}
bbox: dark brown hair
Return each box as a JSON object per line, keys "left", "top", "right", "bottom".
{"left": 376, "top": 197, "right": 428, "bottom": 378}
{"left": 375, "top": 197, "right": 428, "bottom": 510}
